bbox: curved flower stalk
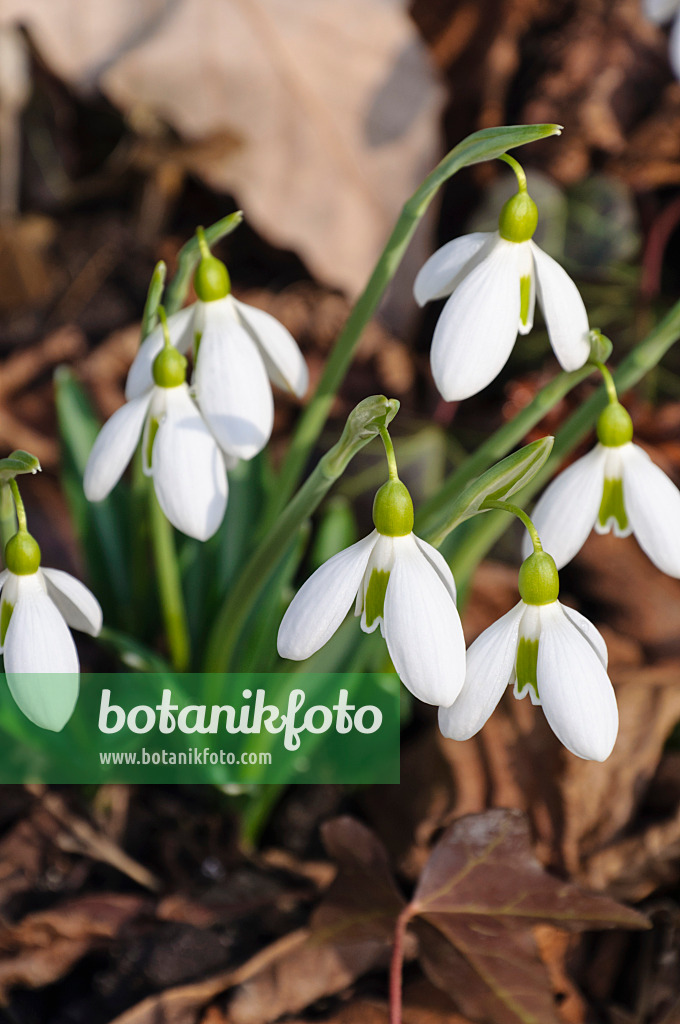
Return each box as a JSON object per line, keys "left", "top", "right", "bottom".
{"left": 523, "top": 370, "right": 680, "bottom": 577}
{"left": 414, "top": 154, "right": 590, "bottom": 401}
{"left": 643, "top": 0, "right": 680, "bottom": 76}
{"left": 440, "top": 507, "right": 618, "bottom": 761}
{"left": 278, "top": 428, "right": 466, "bottom": 706}
{"left": 126, "top": 229, "right": 308, "bottom": 460}
{"left": 0, "top": 479, "right": 102, "bottom": 731}
{"left": 84, "top": 308, "right": 229, "bottom": 541}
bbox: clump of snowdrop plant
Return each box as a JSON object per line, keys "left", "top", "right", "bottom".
{"left": 0, "top": 478, "right": 102, "bottom": 731}
{"left": 439, "top": 502, "right": 618, "bottom": 762}
{"left": 413, "top": 153, "right": 591, "bottom": 401}
{"left": 523, "top": 363, "right": 680, "bottom": 577}
{"left": 278, "top": 426, "right": 466, "bottom": 706}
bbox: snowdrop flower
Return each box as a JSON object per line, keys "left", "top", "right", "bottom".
{"left": 0, "top": 492, "right": 102, "bottom": 732}
{"left": 439, "top": 548, "right": 618, "bottom": 761}
{"left": 523, "top": 401, "right": 680, "bottom": 577}
{"left": 278, "top": 472, "right": 466, "bottom": 706}
{"left": 643, "top": 0, "right": 680, "bottom": 77}
{"left": 84, "top": 311, "right": 229, "bottom": 541}
{"left": 414, "top": 153, "right": 590, "bottom": 401}
{"left": 125, "top": 231, "right": 308, "bottom": 460}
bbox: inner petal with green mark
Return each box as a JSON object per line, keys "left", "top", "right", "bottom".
{"left": 1, "top": 600, "right": 14, "bottom": 645}
{"left": 194, "top": 330, "right": 203, "bottom": 358}
{"left": 519, "top": 274, "right": 532, "bottom": 327}
{"left": 515, "top": 636, "right": 539, "bottom": 702}
{"left": 363, "top": 569, "right": 390, "bottom": 630}
{"left": 145, "top": 416, "right": 160, "bottom": 469}
{"left": 596, "top": 477, "right": 629, "bottom": 535}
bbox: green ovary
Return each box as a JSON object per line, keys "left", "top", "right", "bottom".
{"left": 515, "top": 637, "right": 539, "bottom": 700}
{"left": 597, "top": 478, "right": 628, "bottom": 532}
{"left": 519, "top": 274, "right": 531, "bottom": 327}
{"left": 364, "top": 569, "right": 389, "bottom": 629}
{"left": 1, "top": 600, "right": 14, "bottom": 645}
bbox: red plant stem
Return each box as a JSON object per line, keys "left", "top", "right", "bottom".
{"left": 389, "top": 908, "right": 412, "bottom": 1024}
{"left": 641, "top": 194, "right": 680, "bottom": 301}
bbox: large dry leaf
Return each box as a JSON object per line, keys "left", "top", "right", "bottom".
{"left": 2, "top": 0, "right": 444, "bottom": 295}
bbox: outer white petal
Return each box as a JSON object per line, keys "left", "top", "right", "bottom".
{"left": 643, "top": 0, "right": 679, "bottom": 23}
{"left": 0, "top": 569, "right": 8, "bottom": 594}
{"left": 194, "top": 300, "right": 274, "bottom": 459}
{"left": 537, "top": 603, "right": 618, "bottom": 761}
{"left": 439, "top": 600, "right": 525, "bottom": 739}
{"left": 561, "top": 604, "right": 608, "bottom": 668}
{"left": 83, "top": 392, "right": 152, "bottom": 501}
{"left": 125, "top": 306, "right": 196, "bottom": 400}
{"left": 430, "top": 238, "right": 522, "bottom": 402}
{"left": 234, "top": 299, "right": 308, "bottom": 398}
{"left": 413, "top": 232, "right": 494, "bottom": 305}
{"left": 383, "top": 534, "right": 466, "bottom": 706}
{"left": 277, "top": 532, "right": 378, "bottom": 660}
{"left": 530, "top": 242, "right": 590, "bottom": 371}
{"left": 4, "top": 579, "right": 80, "bottom": 732}
{"left": 522, "top": 445, "right": 607, "bottom": 567}
{"left": 151, "top": 386, "right": 228, "bottom": 541}
{"left": 413, "top": 536, "right": 456, "bottom": 602}
{"left": 40, "top": 568, "right": 103, "bottom": 637}
{"left": 670, "top": 13, "right": 680, "bottom": 79}
{"left": 622, "top": 443, "right": 680, "bottom": 577}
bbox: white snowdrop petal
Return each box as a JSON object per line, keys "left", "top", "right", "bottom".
{"left": 439, "top": 600, "right": 525, "bottom": 739}
{"left": 194, "top": 302, "right": 274, "bottom": 459}
{"left": 413, "top": 232, "right": 493, "bottom": 306}
{"left": 413, "top": 536, "right": 456, "bottom": 602}
{"left": 234, "top": 300, "right": 308, "bottom": 398}
{"left": 125, "top": 306, "right": 195, "bottom": 400}
{"left": 430, "top": 238, "right": 521, "bottom": 402}
{"left": 0, "top": 569, "right": 8, "bottom": 594}
{"left": 530, "top": 242, "right": 590, "bottom": 371}
{"left": 538, "top": 604, "right": 618, "bottom": 761}
{"left": 4, "top": 589, "right": 80, "bottom": 731}
{"left": 643, "top": 0, "right": 679, "bottom": 23}
{"left": 277, "top": 532, "right": 378, "bottom": 661}
{"left": 41, "top": 568, "right": 103, "bottom": 637}
{"left": 522, "top": 445, "right": 608, "bottom": 567}
{"left": 622, "top": 443, "right": 680, "bottom": 577}
{"left": 561, "top": 605, "right": 608, "bottom": 668}
{"left": 83, "top": 392, "right": 152, "bottom": 502}
{"left": 383, "top": 535, "right": 466, "bottom": 706}
{"left": 670, "top": 15, "right": 680, "bottom": 87}
{"left": 151, "top": 386, "right": 228, "bottom": 541}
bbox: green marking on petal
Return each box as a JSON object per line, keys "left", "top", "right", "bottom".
{"left": 194, "top": 329, "right": 203, "bottom": 358}
{"left": 597, "top": 477, "right": 628, "bottom": 532}
{"left": 146, "top": 417, "right": 160, "bottom": 468}
{"left": 1, "top": 600, "right": 14, "bottom": 645}
{"left": 515, "top": 636, "right": 539, "bottom": 700}
{"left": 519, "top": 274, "right": 531, "bottom": 326}
{"left": 364, "top": 569, "right": 389, "bottom": 628}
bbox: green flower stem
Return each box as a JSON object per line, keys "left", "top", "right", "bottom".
{"left": 203, "top": 396, "right": 399, "bottom": 672}
{"left": 8, "top": 479, "right": 27, "bottom": 532}
{"left": 594, "top": 360, "right": 619, "bottom": 405}
{"left": 140, "top": 261, "right": 166, "bottom": 339}
{"left": 148, "top": 488, "right": 190, "bottom": 671}
{"left": 483, "top": 499, "right": 542, "bottom": 551}
{"left": 267, "top": 124, "right": 562, "bottom": 526}
{"left": 498, "top": 153, "right": 528, "bottom": 191}
{"left": 164, "top": 211, "right": 243, "bottom": 315}
{"left": 445, "top": 295, "right": 680, "bottom": 588}
{"left": 0, "top": 484, "right": 17, "bottom": 556}
{"left": 379, "top": 426, "right": 399, "bottom": 481}
{"left": 416, "top": 364, "right": 594, "bottom": 533}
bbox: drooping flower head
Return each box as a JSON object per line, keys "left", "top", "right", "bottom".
{"left": 0, "top": 479, "right": 102, "bottom": 732}
{"left": 126, "top": 229, "right": 309, "bottom": 460}
{"left": 278, "top": 428, "right": 466, "bottom": 706}
{"left": 414, "top": 152, "right": 590, "bottom": 401}
{"left": 85, "top": 307, "right": 229, "bottom": 541}
{"left": 523, "top": 388, "right": 680, "bottom": 577}
{"left": 439, "top": 537, "right": 618, "bottom": 761}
